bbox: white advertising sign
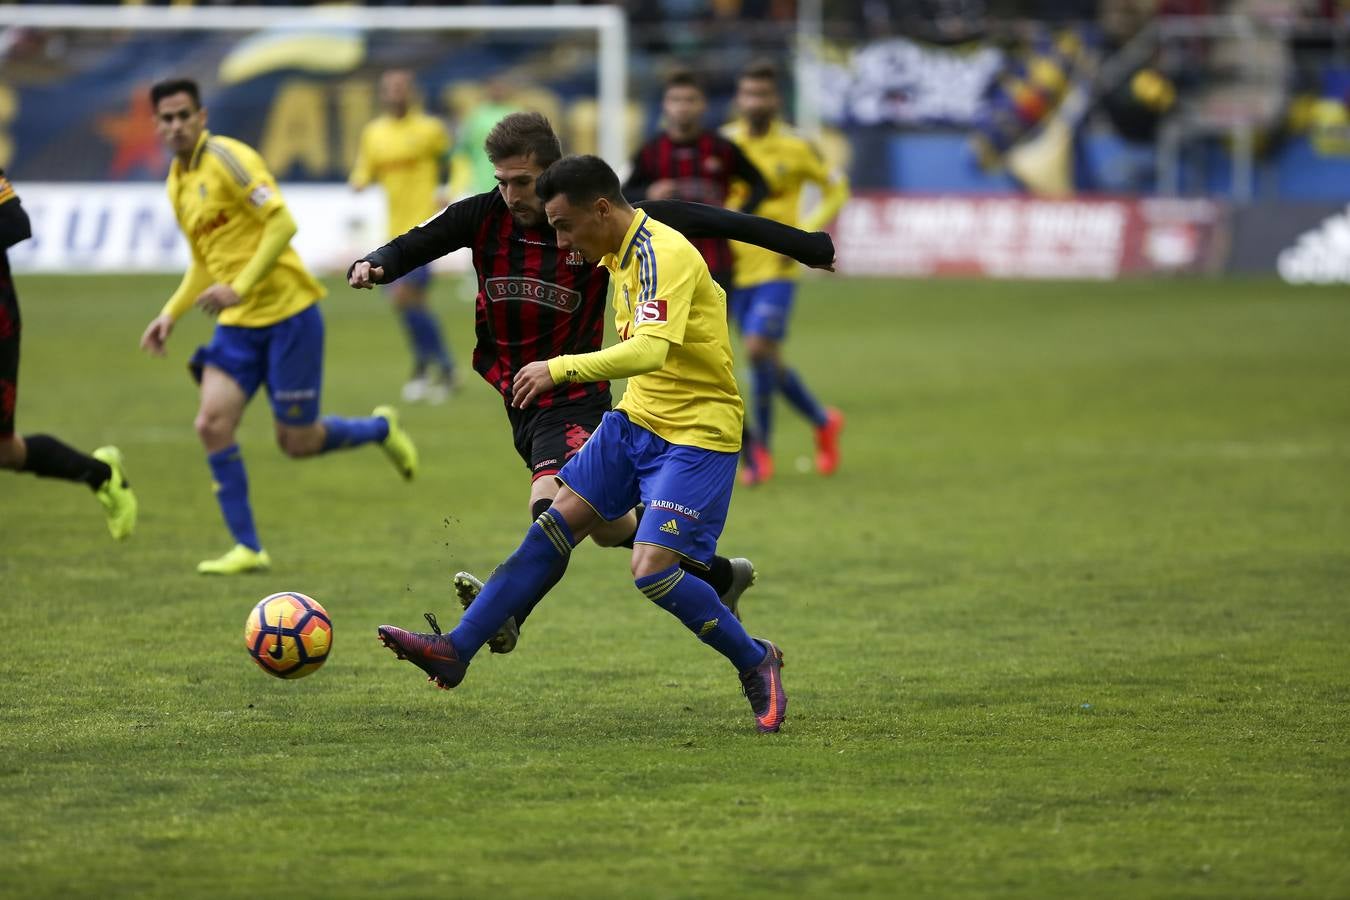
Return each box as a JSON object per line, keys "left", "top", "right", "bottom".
{"left": 7, "top": 183, "right": 469, "bottom": 276}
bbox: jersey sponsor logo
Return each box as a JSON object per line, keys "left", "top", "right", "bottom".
{"left": 650, "top": 499, "right": 701, "bottom": 521}
{"left": 634, "top": 299, "right": 668, "bottom": 324}
{"left": 659, "top": 518, "right": 681, "bottom": 536}
{"left": 192, "top": 209, "right": 230, "bottom": 240}
{"left": 248, "top": 184, "right": 274, "bottom": 208}
{"left": 485, "top": 277, "right": 582, "bottom": 313}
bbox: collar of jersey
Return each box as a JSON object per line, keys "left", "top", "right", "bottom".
{"left": 180, "top": 130, "right": 211, "bottom": 173}
{"left": 614, "top": 210, "right": 651, "bottom": 270}
{"left": 736, "top": 118, "right": 784, "bottom": 141}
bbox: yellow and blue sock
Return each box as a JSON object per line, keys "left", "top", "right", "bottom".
{"left": 636, "top": 564, "right": 766, "bottom": 670}
{"left": 404, "top": 308, "right": 454, "bottom": 376}
{"left": 399, "top": 307, "right": 429, "bottom": 374}
{"left": 206, "top": 444, "right": 260, "bottom": 552}
{"left": 779, "top": 366, "right": 828, "bottom": 428}
{"left": 751, "top": 358, "right": 777, "bottom": 449}
{"left": 450, "top": 507, "right": 575, "bottom": 662}
{"left": 319, "top": 415, "right": 390, "bottom": 453}
{"left": 512, "top": 498, "right": 572, "bottom": 629}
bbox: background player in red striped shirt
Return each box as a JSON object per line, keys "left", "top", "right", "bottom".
{"left": 623, "top": 69, "right": 769, "bottom": 293}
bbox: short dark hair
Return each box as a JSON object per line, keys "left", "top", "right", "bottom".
{"left": 534, "top": 155, "right": 625, "bottom": 208}
{"left": 739, "top": 60, "right": 779, "bottom": 85}
{"left": 664, "top": 68, "right": 704, "bottom": 95}
{"left": 484, "top": 112, "right": 562, "bottom": 168}
{"left": 150, "top": 78, "right": 201, "bottom": 110}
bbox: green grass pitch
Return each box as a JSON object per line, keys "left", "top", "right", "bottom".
{"left": 2, "top": 274, "right": 1348, "bottom": 898}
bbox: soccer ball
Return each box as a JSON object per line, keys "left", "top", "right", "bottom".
{"left": 244, "top": 592, "right": 333, "bottom": 679}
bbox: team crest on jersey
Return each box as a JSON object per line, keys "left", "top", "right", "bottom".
{"left": 635, "top": 300, "right": 667, "bottom": 325}
{"left": 565, "top": 250, "right": 586, "bottom": 266}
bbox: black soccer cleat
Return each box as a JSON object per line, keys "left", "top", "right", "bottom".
{"left": 739, "top": 640, "right": 787, "bottom": 733}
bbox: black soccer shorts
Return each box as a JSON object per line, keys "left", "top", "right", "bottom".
{"left": 505, "top": 392, "right": 609, "bottom": 482}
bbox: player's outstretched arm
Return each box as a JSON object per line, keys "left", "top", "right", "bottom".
{"left": 636, "top": 200, "right": 835, "bottom": 270}
{"left": 346, "top": 192, "right": 488, "bottom": 288}
{"left": 728, "top": 144, "right": 770, "bottom": 214}
{"left": 512, "top": 335, "right": 672, "bottom": 409}
{"left": 347, "top": 260, "right": 385, "bottom": 289}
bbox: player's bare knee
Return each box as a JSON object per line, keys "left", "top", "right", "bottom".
{"left": 745, "top": 338, "right": 776, "bottom": 365}
{"left": 548, "top": 487, "right": 599, "bottom": 542}
{"left": 631, "top": 545, "right": 680, "bottom": 581}
{"left": 275, "top": 426, "right": 319, "bottom": 459}
{"left": 194, "top": 411, "right": 233, "bottom": 447}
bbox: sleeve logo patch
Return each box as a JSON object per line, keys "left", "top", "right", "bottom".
{"left": 248, "top": 184, "right": 274, "bottom": 208}
{"left": 635, "top": 300, "right": 667, "bottom": 324}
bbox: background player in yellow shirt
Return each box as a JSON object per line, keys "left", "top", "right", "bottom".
{"left": 376, "top": 155, "right": 787, "bottom": 734}
{"left": 139, "top": 79, "right": 419, "bottom": 575}
{"left": 350, "top": 69, "right": 457, "bottom": 403}
{"left": 725, "top": 61, "right": 850, "bottom": 486}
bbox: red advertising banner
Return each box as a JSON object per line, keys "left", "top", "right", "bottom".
{"left": 832, "top": 194, "right": 1227, "bottom": 279}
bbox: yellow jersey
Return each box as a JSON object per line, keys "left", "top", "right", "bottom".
{"left": 167, "top": 131, "right": 323, "bottom": 328}
{"left": 349, "top": 112, "right": 450, "bottom": 237}
{"left": 722, "top": 120, "right": 849, "bottom": 288}
{"left": 601, "top": 211, "right": 743, "bottom": 453}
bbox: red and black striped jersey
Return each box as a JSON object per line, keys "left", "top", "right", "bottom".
{"left": 0, "top": 169, "right": 31, "bottom": 297}
{"left": 357, "top": 191, "right": 833, "bottom": 409}
{"left": 623, "top": 131, "right": 769, "bottom": 287}
{"left": 367, "top": 190, "right": 607, "bottom": 409}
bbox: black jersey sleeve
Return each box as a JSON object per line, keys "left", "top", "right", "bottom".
{"left": 636, "top": 200, "right": 835, "bottom": 269}
{"left": 727, "top": 143, "right": 770, "bottom": 214}
{"left": 350, "top": 190, "right": 496, "bottom": 284}
{"left": 0, "top": 171, "right": 32, "bottom": 251}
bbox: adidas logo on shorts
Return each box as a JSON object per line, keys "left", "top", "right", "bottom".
{"left": 659, "top": 519, "right": 680, "bottom": 536}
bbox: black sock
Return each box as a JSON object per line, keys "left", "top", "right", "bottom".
{"left": 20, "top": 434, "right": 112, "bottom": 490}
{"left": 687, "top": 555, "right": 734, "bottom": 597}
